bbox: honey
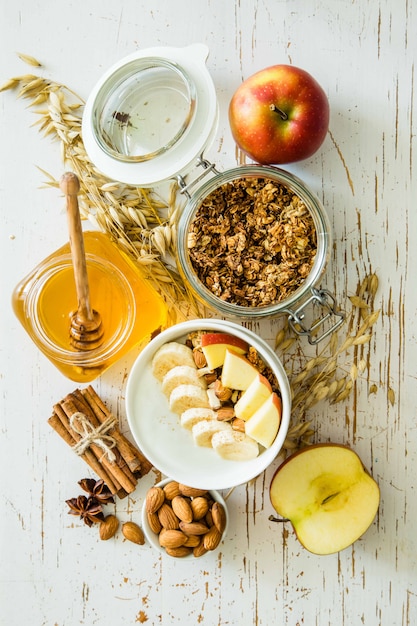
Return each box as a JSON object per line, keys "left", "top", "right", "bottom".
{"left": 12, "top": 231, "right": 168, "bottom": 381}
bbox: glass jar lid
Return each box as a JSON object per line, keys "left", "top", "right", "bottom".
{"left": 82, "top": 44, "right": 218, "bottom": 186}
{"left": 92, "top": 58, "right": 196, "bottom": 163}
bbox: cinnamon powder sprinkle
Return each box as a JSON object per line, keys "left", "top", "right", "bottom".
{"left": 187, "top": 177, "right": 317, "bottom": 307}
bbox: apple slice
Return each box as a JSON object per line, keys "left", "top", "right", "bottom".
{"left": 244, "top": 392, "right": 282, "bottom": 447}
{"left": 221, "top": 349, "right": 259, "bottom": 391}
{"left": 201, "top": 333, "right": 249, "bottom": 370}
{"left": 234, "top": 374, "right": 273, "bottom": 421}
{"left": 269, "top": 444, "right": 380, "bottom": 555}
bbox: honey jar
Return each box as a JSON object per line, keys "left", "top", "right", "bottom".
{"left": 12, "top": 231, "right": 167, "bottom": 381}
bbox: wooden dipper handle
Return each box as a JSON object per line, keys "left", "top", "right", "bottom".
{"left": 60, "top": 172, "right": 93, "bottom": 323}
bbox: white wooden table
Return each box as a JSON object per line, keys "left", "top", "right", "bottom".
{"left": 1, "top": 1, "right": 416, "bottom": 624}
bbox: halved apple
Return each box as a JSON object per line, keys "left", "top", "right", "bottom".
{"left": 234, "top": 374, "right": 273, "bottom": 421}
{"left": 221, "top": 349, "right": 259, "bottom": 391}
{"left": 270, "top": 444, "right": 380, "bottom": 555}
{"left": 244, "top": 392, "right": 281, "bottom": 447}
{"left": 201, "top": 332, "right": 249, "bottom": 369}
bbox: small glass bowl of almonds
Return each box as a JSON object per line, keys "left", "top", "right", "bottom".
{"left": 142, "top": 478, "right": 229, "bottom": 558}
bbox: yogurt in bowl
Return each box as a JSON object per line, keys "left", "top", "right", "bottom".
{"left": 125, "top": 319, "right": 291, "bottom": 490}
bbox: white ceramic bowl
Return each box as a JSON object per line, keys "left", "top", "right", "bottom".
{"left": 126, "top": 319, "right": 291, "bottom": 490}
{"left": 141, "top": 478, "right": 229, "bottom": 557}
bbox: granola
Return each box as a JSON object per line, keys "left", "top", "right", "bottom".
{"left": 187, "top": 177, "right": 317, "bottom": 307}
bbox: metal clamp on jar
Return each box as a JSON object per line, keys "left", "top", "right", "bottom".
{"left": 82, "top": 44, "right": 345, "bottom": 344}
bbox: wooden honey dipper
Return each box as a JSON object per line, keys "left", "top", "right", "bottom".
{"left": 60, "top": 172, "right": 104, "bottom": 351}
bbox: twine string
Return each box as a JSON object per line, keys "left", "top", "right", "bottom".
{"left": 70, "top": 411, "right": 118, "bottom": 463}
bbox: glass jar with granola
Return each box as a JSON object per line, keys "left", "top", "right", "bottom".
{"left": 177, "top": 165, "right": 344, "bottom": 343}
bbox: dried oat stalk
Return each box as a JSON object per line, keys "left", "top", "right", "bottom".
{"left": 1, "top": 68, "right": 205, "bottom": 324}
{"left": 277, "top": 272, "right": 380, "bottom": 451}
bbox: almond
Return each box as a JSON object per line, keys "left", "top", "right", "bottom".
{"left": 122, "top": 521, "right": 145, "bottom": 545}
{"left": 190, "top": 496, "right": 209, "bottom": 520}
{"left": 165, "top": 546, "right": 192, "bottom": 558}
{"left": 163, "top": 480, "right": 181, "bottom": 500}
{"left": 183, "top": 534, "right": 201, "bottom": 548}
{"left": 216, "top": 407, "right": 235, "bottom": 421}
{"left": 193, "top": 542, "right": 208, "bottom": 558}
{"left": 171, "top": 496, "right": 193, "bottom": 523}
{"left": 205, "top": 509, "right": 214, "bottom": 527}
{"left": 147, "top": 511, "right": 162, "bottom": 534}
{"left": 214, "top": 379, "right": 233, "bottom": 402}
{"left": 158, "top": 529, "right": 188, "bottom": 549}
{"left": 193, "top": 349, "right": 207, "bottom": 368}
{"left": 211, "top": 502, "right": 227, "bottom": 534}
{"left": 179, "top": 484, "right": 208, "bottom": 498}
{"left": 204, "top": 371, "right": 218, "bottom": 386}
{"left": 146, "top": 486, "right": 165, "bottom": 513}
{"left": 203, "top": 525, "right": 222, "bottom": 551}
{"left": 231, "top": 417, "right": 246, "bottom": 432}
{"left": 179, "top": 521, "right": 209, "bottom": 536}
{"left": 158, "top": 503, "right": 180, "bottom": 530}
{"left": 99, "top": 515, "right": 119, "bottom": 540}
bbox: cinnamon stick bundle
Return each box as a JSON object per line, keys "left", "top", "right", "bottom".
{"left": 48, "top": 385, "right": 152, "bottom": 497}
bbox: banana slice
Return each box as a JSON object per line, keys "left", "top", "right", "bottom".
{"left": 162, "top": 365, "right": 207, "bottom": 398}
{"left": 211, "top": 429, "right": 259, "bottom": 461}
{"left": 152, "top": 342, "right": 196, "bottom": 381}
{"left": 180, "top": 407, "right": 217, "bottom": 430}
{"left": 169, "top": 384, "right": 210, "bottom": 414}
{"left": 192, "top": 419, "right": 233, "bottom": 447}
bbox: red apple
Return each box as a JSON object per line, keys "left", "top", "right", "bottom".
{"left": 201, "top": 332, "right": 249, "bottom": 369}
{"left": 229, "top": 64, "right": 329, "bottom": 164}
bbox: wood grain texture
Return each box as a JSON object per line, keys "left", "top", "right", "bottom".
{"left": 0, "top": 0, "right": 416, "bottom": 624}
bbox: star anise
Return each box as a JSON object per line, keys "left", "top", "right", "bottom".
{"left": 78, "top": 478, "right": 115, "bottom": 505}
{"left": 66, "top": 495, "right": 104, "bottom": 527}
